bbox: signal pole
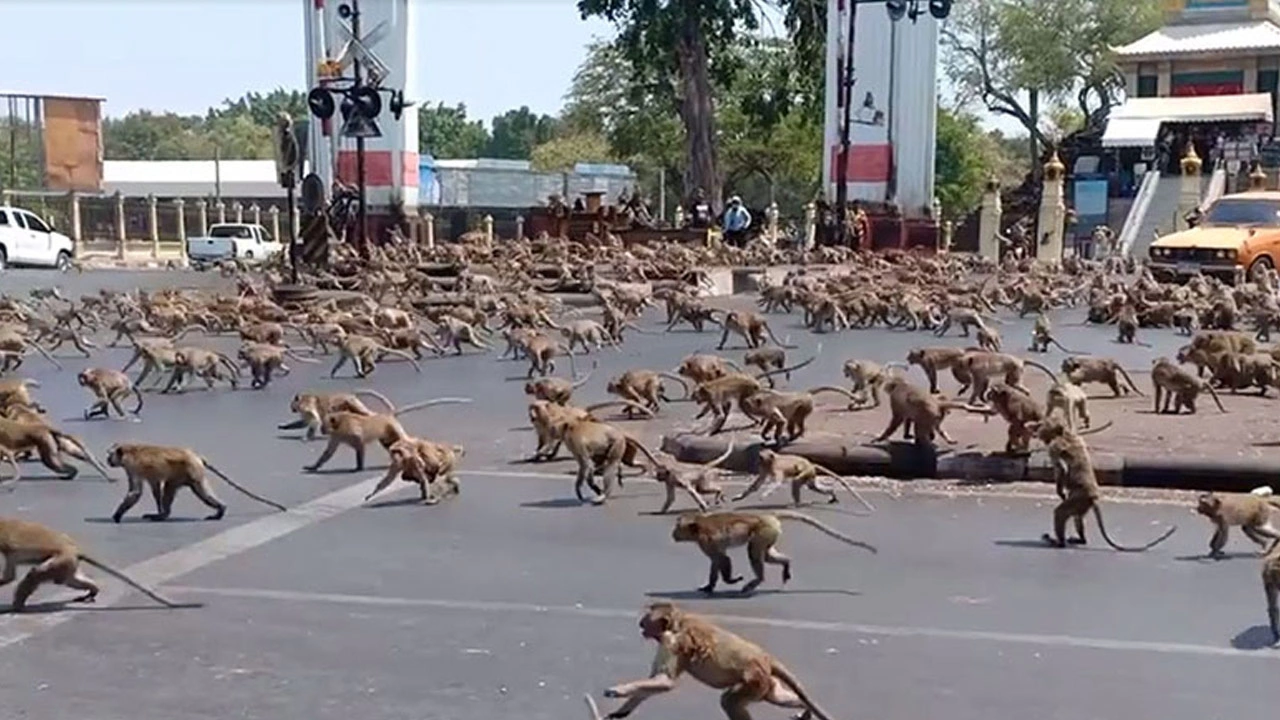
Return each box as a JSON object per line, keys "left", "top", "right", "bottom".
{"left": 350, "top": 0, "right": 369, "bottom": 260}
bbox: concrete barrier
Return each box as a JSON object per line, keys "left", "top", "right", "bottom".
{"left": 661, "top": 433, "right": 1271, "bottom": 493}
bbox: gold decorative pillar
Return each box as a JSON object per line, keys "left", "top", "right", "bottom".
{"left": 1178, "top": 145, "right": 1203, "bottom": 231}
{"left": 1250, "top": 162, "right": 1268, "bottom": 191}
{"left": 1036, "top": 152, "right": 1066, "bottom": 261}
{"left": 978, "top": 177, "right": 1003, "bottom": 260}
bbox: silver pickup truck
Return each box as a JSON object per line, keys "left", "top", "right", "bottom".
{"left": 186, "top": 223, "right": 282, "bottom": 266}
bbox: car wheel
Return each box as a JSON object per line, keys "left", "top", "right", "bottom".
{"left": 244, "top": 251, "right": 254, "bottom": 260}
{"left": 0, "top": 246, "right": 7, "bottom": 271}
{"left": 1250, "top": 255, "right": 1274, "bottom": 282}
{"left": 55, "top": 251, "right": 72, "bottom": 272}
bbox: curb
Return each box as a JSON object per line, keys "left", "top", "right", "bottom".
{"left": 660, "top": 434, "right": 1274, "bottom": 493}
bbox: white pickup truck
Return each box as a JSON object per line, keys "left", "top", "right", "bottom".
{"left": 0, "top": 205, "right": 75, "bottom": 271}
{"left": 186, "top": 223, "right": 282, "bottom": 266}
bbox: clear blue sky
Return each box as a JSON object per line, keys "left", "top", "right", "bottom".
{"left": 0, "top": 0, "right": 619, "bottom": 124}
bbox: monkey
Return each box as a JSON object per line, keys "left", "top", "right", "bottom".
{"left": 979, "top": 382, "right": 1047, "bottom": 454}
{"left": 743, "top": 346, "right": 788, "bottom": 387}
{"left": 674, "top": 353, "right": 742, "bottom": 385}
{"left": 105, "top": 443, "right": 287, "bottom": 523}
{"left": 1027, "top": 314, "right": 1077, "bottom": 353}
{"left": 732, "top": 448, "right": 877, "bottom": 510}
{"left": 606, "top": 369, "right": 691, "bottom": 416}
{"left": 1044, "top": 376, "right": 1093, "bottom": 431}
{"left": 841, "top": 359, "right": 890, "bottom": 409}
{"left": 873, "top": 369, "right": 985, "bottom": 449}
{"left": 304, "top": 398, "right": 473, "bottom": 472}
{"left": 559, "top": 319, "right": 616, "bottom": 354}
{"left": 975, "top": 324, "right": 1002, "bottom": 352}
{"left": 239, "top": 342, "right": 320, "bottom": 389}
{"left": 0, "top": 416, "right": 111, "bottom": 481}
{"left": 363, "top": 436, "right": 465, "bottom": 505}
{"left": 522, "top": 333, "right": 579, "bottom": 379}
{"left": 434, "top": 315, "right": 490, "bottom": 355}
{"left": 905, "top": 346, "right": 970, "bottom": 395}
{"left": 649, "top": 438, "right": 734, "bottom": 514}
{"left": 329, "top": 335, "right": 422, "bottom": 378}
{"left": 553, "top": 414, "right": 662, "bottom": 504}
{"left": 161, "top": 347, "right": 242, "bottom": 393}
{"left": 737, "top": 387, "right": 857, "bottom": 444}
{"left": 526, "top": 399, "right": 653, "bottom": 462}
{"left": 279, "top": 389, "right": 405, "bottom": 441}
{"left": 689, "top": 353, "right": 818, "bottom": 435}
{"left": 0, "top": 377, "right": 44, "bottom": 413}
{"left": 1264, "top": 542, "right": 1280, "bottom": 645}
{"left": 671, "top": 510, "right": 876, "bottom": 595}
{"left": 958, "top": 351, "right": 1055, "bottom": 405}
{"left": 120, "top": 337, "right": 177, "bottom": 389}
{"left": 1194, "top": 491, "right": 1280, "bottom": 559}
{"left": 933, "top": 307, "right": 998, "bottom": 338}
{"left": 77, "top": 367, "right": 143, "bottom": 420}
{"left": 37, "top": 326, "right": 97, "bottom": 357}
{"left": 596, "top": 602, "right": 837, "bottom": 720}
{"left": 107, "top": 316, "right": 164, "bottom": 347}
{"left": 524, "top": 360, "right": 596, "bottom": 405}
{"left": 1113, "top": 305, "right": 1151, "bottom": 346}
{"left": 0, "top": 516, "right": 194, "bottom": 612}
{"left": 1151, "top": 356, "right": 1227, "bottom": 414}
{"left": 1060, "top": 356, "right": 1144, "bottom": 397}
{"left": 716, "top": 309, "right": 795, "bottom": 350}
{"left": 1032, "top": 417, "right": 1178, "bottom": 552}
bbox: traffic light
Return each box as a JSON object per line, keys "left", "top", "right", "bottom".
{"left": 929, "top": 0, "right": 952, "bottom": 19}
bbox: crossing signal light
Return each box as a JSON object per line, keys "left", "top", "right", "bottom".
{"left": 929, "top": 0, "right": 952, "bottom": 19}
{"left": 886, "top": 0, "right": 907, "bottom": 21}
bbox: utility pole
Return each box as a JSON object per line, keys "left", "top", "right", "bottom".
{"left": 350, "top": 0, "right": 369, "bottom": 260}
{"left": 834, "top": 0, "right": 859, "bottom": 247}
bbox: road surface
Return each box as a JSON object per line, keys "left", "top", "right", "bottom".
{"left": 0, "top": 269, "right": 1272, "bottom": 719}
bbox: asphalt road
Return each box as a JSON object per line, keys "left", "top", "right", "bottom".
{"left": 0, "top": 268, "right": 1273, "bottom": 720}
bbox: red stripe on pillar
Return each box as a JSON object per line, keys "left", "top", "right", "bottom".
{"left": 337, "top": 150, "right": 394, "bottom": 186}
{"left": 830, "top": 144, "right": 893, "bottom": 183}
{"left": 401, "top": 152, "right": 420, "bottom": 187}
{"left": 315, "top": 0, "right": 324, "bottom": 8}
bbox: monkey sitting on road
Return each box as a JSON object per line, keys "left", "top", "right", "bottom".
{"left": 0, "top": 516, "right": 194, "bottom": 612}
{"left": 732, "top": 449, "right": 876, "bottom": 510}
{"left": 1195, "top": 491, "right": 1280, "bottom": 559}
{"left": 106, "top": 443, "right": 287, "bottom": 523}
{"left": 77, "top": 368, "right": 143, "bottom": 420}
{"left": 1032, "top": 417, "right": 1177, "bottom": 552}
{"left": 594, "top": 602, "right": 837, "bottom": 720}
{"left": 671, "top": 510, "right": 876, "bottom": 595}
{"left": 363, "top": 436, "right": 465, "bottom": 505}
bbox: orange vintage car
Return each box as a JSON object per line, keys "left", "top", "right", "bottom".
{"left": 1148, "top": 190, "right": 1280, "bottom": 282}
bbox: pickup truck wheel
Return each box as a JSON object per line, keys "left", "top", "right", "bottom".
{"left": 244, "top": 251, "right": 254, "bottom": 260}
{"left": 1249, "top": 255, "right": 1274, "bottom": 281}
{"left": 0, "top": 246, "right": 7, "bottom": 271}
{"left": 55, "top": 251, "right": 72, "bottom": 272}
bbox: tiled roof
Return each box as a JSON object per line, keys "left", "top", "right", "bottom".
{"left": 1115, "top": 21, "right": 1280, "bottom": 58}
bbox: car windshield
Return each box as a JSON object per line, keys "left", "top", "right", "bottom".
{"left": 1202, "top": 198, "right": 1280, "bottom": 227}
{"left": 209, "top": 225, "right": 252, "bottom": 239}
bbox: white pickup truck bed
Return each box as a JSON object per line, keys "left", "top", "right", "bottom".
{"left": 187, "top": 223, "right": 281, "bottom": 264}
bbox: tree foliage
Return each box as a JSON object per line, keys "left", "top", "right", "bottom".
{"left": 417, "top": 102, "right": 490, "bottom": 159}
{"left": 530, "top": 131, "right": 615, "bottom": 172}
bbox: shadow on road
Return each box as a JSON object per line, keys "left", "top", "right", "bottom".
{"left": 1230, "top": 625, "right": 1279, "bottom": 650}
{"left": 993, "top": 539, "right": 1112, "bottom": 552}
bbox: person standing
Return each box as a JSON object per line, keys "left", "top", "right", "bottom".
{"left": 722, "top": 195, "right": 752, "bottom": 248}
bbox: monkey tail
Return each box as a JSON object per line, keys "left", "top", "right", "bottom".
{"left": 806, "top": 385, "right": 860, "bottom": 403}
{"left": 1116, "top": 366, "right": 1146, "bottom": 397}
{"left": 77, "top": 554, "right": 196, "bottom": 608}
{"left": 572, "top": 360, "right": 598, "bottom": 388}
{"left": 1074, "top": 419, "right": 1114, "bottom": 437}
{"left": 583, "top": 694, "right": 604, "bottom": 720}
{"left": 721, "top": 357, "right": 744, "bottom": 372}
{"left": 1090, "top": 505, "right": 1177, "bottom": 552}
{"left": 393, "top": 396, "right": 473, "bottom": 416}
{"left": 380, "top": 345, "right": 423, "bottom": 372}
{"left": 23, "top": 339, "right": 62, "bottom": 370}
{"left": 1048, "top": 337, "right": 1084, "bottom": 355}
{"left": 763, "top": 322, "right": 797, "bottom": 348}
{"left": 129, "top": 386, "right": 144, "bottom": 415}
{"left": 583, "top": 399, "right": 654, "bottom": 418}
{"left": 284, "top": 348, "right": 322, "bottom": 364}
{"left": 1204, "top": 382, "right": 1228, "bottom": 413}
{"left": 1023, "top": 359, "right": 1060, "bottom": 384}
{"left": 657, "top": 372, "right": 691, "bottom": 399}
{"left": 772, "top": 510, "right": 877, "bottom": 553}
{"left": 202, "top": 460, "right": 288, "bottom": 512}
{"left": 811, "top": 464, "right": 876, "bottom": 513}
{"left": 759, "top": 344, "right": 820, "bottom": 382}
{"left": 216, "top": 353, "right": 243, "bottom": 377}
{"left": 769, "top": 663, "right": 838, "bottom": 720}
{"left": 701, "top": 436, "right": 735, "bottom": 469}
{"left": 625, "top": 438, "right": 662, "bottom": 469}
{"left": 352, "top": 389, "right": 397, "bottom": 413}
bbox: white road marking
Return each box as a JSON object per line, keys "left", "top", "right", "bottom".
{"left": 164, "top": 584, "right": 1280, "bottom": 661}
{"left": 0, "top": 474, "right": 383, "bottom": 650}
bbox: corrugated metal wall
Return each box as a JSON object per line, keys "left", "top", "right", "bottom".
{"left": 41, "top": 97, "right": 102, "bottom": 192}
{"left": 430, "top": 167, "right": 638, "bottom": 208}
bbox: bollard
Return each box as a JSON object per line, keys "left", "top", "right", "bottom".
{"left": 766, "top": 202, "right": 779, "bottom": 243}
{"left": 803, "top": 202, "right": 816, "bottom": 249}
{"left": 114, "top": 191, "right": 127, "bottom": 260}
{"left": 232, "top": 201, "right": 243, "bottom": 224}
{"left": 147, "top": 194, "right": 160, "bottom": 259}
{"left": 673, "top": 205, "right": 685, "bottom": 228}
{"left": 516, "top": 214, "right": 525, "bottom": 241}
{"left": 483, "top": 214, "right": 494, "bottom": 244}
{"left": 174, "top": 198, "right": 187, "bottom": 263}
{"left": 68, "top": 191, "right": 83, "bottom": 259}
{"left": 424, "top": 212, "right": 435, "bottom": 249}
{"left": 250, "top": 203, "right": 261, "bottom": 226}
{"left": 268, "top": 206, "right": 281, "bottom": 244}
{"left": 216, "top": 201, "right": 227, "bottom": 224}
{"left": 196, "top": 199, "right": 209, "bottom": 236}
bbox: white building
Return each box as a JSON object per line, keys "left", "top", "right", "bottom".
{"left": 102, "top": 160, "right": 285, "bottom": 199}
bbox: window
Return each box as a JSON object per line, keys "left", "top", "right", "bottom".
{"left": 1137, "top": 76, "right": 1158, "bottom": 98}
{"left": 1203, "top": 198, "right": 1280, "bottom": 226}
{"left": 12, "top": 212, "right": 26, "bottom": 229}
{"left": 22, "top": 213, "right": 49, "bottom": 233}
{"left": 0, "top": 211, "right": 8, "bottom": 226}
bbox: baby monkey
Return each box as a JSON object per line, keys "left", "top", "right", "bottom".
{"left": 672, "top": 510, "right": 877, "bottom": 595}
{"left": 77, "top": 367, "right": 143, "bottom": 420}
{"left": 1195, "top": 491, "right": 1280, "bottom": 559}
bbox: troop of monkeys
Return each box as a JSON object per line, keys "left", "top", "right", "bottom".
{"left": 5, "top": 237, "right": 1280, "bottom": 720}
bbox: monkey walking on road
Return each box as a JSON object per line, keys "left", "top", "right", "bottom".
{"left": 1194, "top": 491, "right": 1280, "bottom": 558}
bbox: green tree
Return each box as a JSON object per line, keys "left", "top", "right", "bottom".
{"left": 208, "top": 89, "right": 309, "bottom": 125}
{"left": 942, "top": 0, "right": 1161, "bottom": 164}
{"left": 486, "top": 106, "right": 559, "bottom": 159}
{"left": 102, "top": 111, "right": 210, "bottom": 160}
{"left": 934, "top": 107, "right": 993, "bottom": 221}
{"left": 0, "top": 118, "right": 44, "bottom": 190}
{"left": 417, "top": 102, "right": 490, "bottom": 158}
{"left": 530, "top": 131, "right": 615, "bottom": 172}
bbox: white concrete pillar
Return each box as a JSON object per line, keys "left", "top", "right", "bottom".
{"left": 1179, "top": 145, "right": 1203, "bottom": 230}
{"left": 978, "top": 179, "right": 1002, "bottom": 261}
{"left": 1037, "top": 152, "right": 1067, "bottom": 261}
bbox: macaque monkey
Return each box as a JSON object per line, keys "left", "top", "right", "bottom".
{"left": 559, "top": 319, "right": 615, "bottom": 353}
{"left": 841, "top": 359, "right": 890, "bottom": 409}
{"left": 526, "top": 399, "right": 653, "bottom": 461}
{"left": 716, "top": 310, "right": 795, "bottom": 350}
{"left": 279, "top": 389, "right": 404, "bottom": 441}
{"left": 690, "top": 353, "right": 818, "bottom": 434}
{"left": 732, "top": 449, "right": 876, "bottom": 510}
{"left": 743, "top": 346, "right": 788, "bottom": 387}
{"left": 606, "top": 369, "right": 690, "bottom": 416}
{"left": 239, "top": 342, "right": 319, "bottom": 389}
{"left": 1060, "top": 356, "right": 1144, "bottom": 397}
{"left": 121, "top": 337, "right": 177, "bottom": 389}
{"left": 434, "top": 315, "right": 490, "bottom": 355}
{"left": 649, "top": 438, "right": 734, "bottom": 513}
{"left": 329, "top": 335, "right": 422, "bottom": 378}
{"left": 1194, "top": 491, "right": 1280, "bottom": 558}
{"left": 672, "top": 510, "right": 876, "bottom": 595}
{"left": 1033, "top": 418, "right": 1177, "bottom": 551}
{"left": 105, "top": 443, "right": 287, "bottom": 522}
{"left": 934, "top": 307, "right": 997, "bottom": 338}
{"left": 77, "top": 368, "right": 143, "bottom": 419}
{"left": 980, "top": 382, "right": 1047, "bottom": 454}
{"left": 38, "top": 326, "right": 97, "bottom": 357}
{"left": 874, "top": 369, "right": 983, "bottom": 449}
{"left": 674, "top": 353, "right": 742, "bottom": 385}
{"left": 959, "top": 352, "right": 1054, "bottom": 405}
{"left": 1151, "top": 356, "right": 1227, "bottom": 414}
{"left": 524, "top": 360, "right": 596, "bottom": 405}
{"left": 0, "top": 416, "right": 110, "bottom": 480}
{"left": 0, "top": 378, "right": 44, "bottom": 413}
{"left": 594, "top": 602, "right": 836, "bottom": 720}
{"left": 905, "top": 346, "right": 969, "bottom": 394}
{"left": 161, "top": 347, "right": 241, "bottom": 393}
{"left": 976, "top": 325, "right": 1002, "bottom": 352}
{"left": 1028, "top": 314, "right": 1077, "bottom": 353}
{"left": 363, "top": 437, "right": 465, "bottom": 505}
{"left": 0, "top": 516, "right": 193, "bottom": 612}
{"left": 555, "top": 415, "right": 661, "bottom": 504}
{"left": 1113, "top": 305, "right": 1150, "bottom": 346}
{"left": 304, "top": 397, "right": 473, "bottom": 472}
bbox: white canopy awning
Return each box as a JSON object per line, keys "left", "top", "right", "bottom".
{"left": 1101, "top": 93, "right": 1274, "bottom": 148}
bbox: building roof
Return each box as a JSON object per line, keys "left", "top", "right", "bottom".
{"left": 1115, "top": 20, "right": 1280, "bottom": 59}
{"left": 102, "top": 160, "right": 285, "bottom": 198}
{"left": 1102, "top": 93, "right": 1274, "bottom": 147}
{"left": 0, "top": 90, "right": 106, "bottom": 102}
